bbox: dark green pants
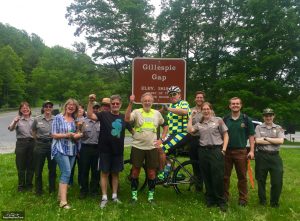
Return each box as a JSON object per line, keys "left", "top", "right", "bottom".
{"left": 79, "top": 144, "right": 100, "bottom": 194}
{"left": 255, "top": 151, "right": 283, "bottom": 206}
{"left": 198, "top": 147, "right": 225, "bottom": 206}
{"left": 33, "top": 141, "right": 57, "bottom": 193}
{"left": 15, "top": 139, "right": 35, "bottom": 190}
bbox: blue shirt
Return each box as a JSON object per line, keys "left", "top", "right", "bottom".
{"left": 51, "top": 114, "right": 78, "bottom": 158}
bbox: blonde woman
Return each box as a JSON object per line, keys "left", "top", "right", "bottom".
{"left": 51, "top": 98, "right": 83, "bottom": 209}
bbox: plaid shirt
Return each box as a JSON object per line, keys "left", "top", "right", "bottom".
{"left": 51, "top": 114, "right": 78, "bottom": 159}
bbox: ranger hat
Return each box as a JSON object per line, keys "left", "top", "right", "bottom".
{"left": 93, "top": 102, "right": 101, "bottom": 108}
{"left": 101, "top": 98, "right": 110, "bottom": 105}
{"left": 43, "top": 100, "right": 53, "bottom": 107}
{"left": 263, "top": 108, "right": 274, "bottom": 115}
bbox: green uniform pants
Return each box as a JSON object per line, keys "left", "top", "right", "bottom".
{"left": 255, "top": 151, "right": 283, "bottom": 206}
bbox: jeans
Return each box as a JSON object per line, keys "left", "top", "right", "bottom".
{"left": 54, "top": 152, "right": 76, "bottom": 184}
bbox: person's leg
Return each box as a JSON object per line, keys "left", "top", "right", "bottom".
{"left": 34, "top": 144, "right": 46, "bottom": 194}
{"left": 233, "top": 149, "right": 248, "bottom": 204}
{"left": 79, "top": 144, "right": 89, "bottom": 196}
{"left": 25, "top": 140, "right": 35, "bottom": 189}
{"left": 269, "top": 154, "right": 283, "bottom": 207}
{"left": 189, "top": 136, "right": 203, "bottom": 191}
{"left": 90, "top": 145, "right": 100, "bottom": 195}
{"left": 15, "top": 140, "right": 26, "bottom": 191}
{"left": 224, "top": 150, "right": 234, "bottom": 201}
{"left": 46, "top": 146, "right": 57, "bottom": 193}
{"left": 111, "top": 172, "right": 120, "bottom": 200}
{"left": 255, "top": 152, "right": 269, "bottom": 205}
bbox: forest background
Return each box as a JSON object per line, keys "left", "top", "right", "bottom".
{"left": 0, "top": 0, "right": 299, "bottom": 130}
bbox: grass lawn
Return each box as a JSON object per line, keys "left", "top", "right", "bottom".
{"left": 0, "top": 148, "right": 299, "bottom": 221}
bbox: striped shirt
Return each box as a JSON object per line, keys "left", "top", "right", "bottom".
{"left": 51, "top": 114, "right": 78, "bottom": 159}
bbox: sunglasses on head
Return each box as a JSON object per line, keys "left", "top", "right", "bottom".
{"left": 111, "top": 102, "right": 120, "bottom": 106}
{"left": 168, "top": 92, "right": 178, "bottom": 97}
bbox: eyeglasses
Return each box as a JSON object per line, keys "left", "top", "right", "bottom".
{"left": 111, "top": 102, "right": 120, "bottom": 106}
{"left": 44, "top": 105, "right": 53, "bottom": 108}
{"left": 168, "top": 92, "right": 178, "bottom": 97}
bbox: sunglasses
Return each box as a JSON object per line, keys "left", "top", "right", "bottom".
{"left": 111, "top": 102, "right": 120, "bottom": 106}
{"left": 44, "top": 105, "right": 53, "bottom": 108}
{"left": 168, "top": 92, "right": 178, "bottom": 97}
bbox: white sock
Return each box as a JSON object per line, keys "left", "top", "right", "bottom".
{"left": 102, "top": 194, "right": 108, "bottom": 201}
{"left": 112, "top": 193, "right": 117, "bottom": 199}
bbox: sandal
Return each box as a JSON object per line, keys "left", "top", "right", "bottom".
{"left": 60, "top": 202, "right": 71, "bottom": 209}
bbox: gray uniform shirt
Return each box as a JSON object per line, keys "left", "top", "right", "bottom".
{"left": 15, "top": 116, "right": 34, "bottom": 138}
{"left": 255, "top": 123, "right": 285, "bottom": 152}
{"left": 82, "top": 118, "right": 100, "bottom": 145}
{"left": 193, "top": 116, "right": 228, "bottom": 146}
{"left": 32, "top": 115, "right": 54, "bottom": 139}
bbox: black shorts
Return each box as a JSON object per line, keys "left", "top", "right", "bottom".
{"left": 99, "top": 153, "right": 123, "bottom": 173}
{"left": 131, "top": 147, "right": 159, "bottom": 169}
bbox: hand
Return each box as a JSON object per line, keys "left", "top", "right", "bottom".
{"left": 154, "top": 139, "right": 163, "bottom": 148}
{"left": 191, "top": 110, "right": 197, "bottom": 116}
{"left": 13, "top": 116, "right": 21, "bottom": 123}
{"left": 129, "top": 94, "right": 135, "bottom": 103}
{"left": 247, "top": 151, "right": 255, "bottom": 160}
{"left": 89, "top": 94, "right": 96, "bottom": 102}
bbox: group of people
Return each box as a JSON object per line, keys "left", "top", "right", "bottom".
{"left": 8, "top": 86, "right": 285, "bottom": 211}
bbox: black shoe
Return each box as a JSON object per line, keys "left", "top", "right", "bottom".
{"left": 218, "top": 203, "right": 228, "bottom": 212}
{"left": 259, "top": 200, "right": 266, "bottom": 206}
{"left": 238, "top": 200, "right": 247, "bottom": 207}
{"left": 79, "top": 192, "right": 88, "bottom": 199}
{"left": 270, "top": 202, "right": 279, "bottom": 208}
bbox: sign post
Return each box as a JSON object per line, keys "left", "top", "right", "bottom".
{"left": 132, "top": 57, "right": 186, "bottom": 104}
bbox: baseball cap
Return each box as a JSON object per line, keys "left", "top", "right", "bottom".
{"left": 263, "top": 108, "right": 275, "bottom": 115}
{"left": 43, "top": 100, "right": 53, "bottom": 107}
{"left": 93, "top": 102, "right": 101, "bottom": 108}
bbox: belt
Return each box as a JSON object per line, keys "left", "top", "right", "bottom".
{"left": 17, "top": 138, "right": 34, "bottom": 142}
{"left": 258, "top": 149, "right": 279, "bottom": 155}
{"left": 200, "top": 145, "right": 221, "bottom": 150}
{"left": 36, "top": 138, "right": 52, "bottom": 143}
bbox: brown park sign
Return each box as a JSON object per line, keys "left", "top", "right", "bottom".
{"left": 132, "top": 58, "right": 186, "bottom": 104}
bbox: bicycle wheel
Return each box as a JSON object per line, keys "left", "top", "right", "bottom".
{"left": 172, "top": 160, "right": 201, "bottom": 194}
{"left": 122, "top": 159, "right": 147, "bottom": 192}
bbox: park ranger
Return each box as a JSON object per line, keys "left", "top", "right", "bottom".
{"left": 254, "top": 108, "right": 285, "bottom": 207}
{"left": 32, "top": 100, "right": 56, "bottom": 195}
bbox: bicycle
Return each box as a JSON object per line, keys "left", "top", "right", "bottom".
{"left": 123, "top": 149, "right": 202, "bottom": 195}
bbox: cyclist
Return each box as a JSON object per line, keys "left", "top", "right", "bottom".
{"left": 125, "top": 93, "right": 164, "bottom": 203}
{"left": 156, "top": 86, "right": 191, "bottom": 180}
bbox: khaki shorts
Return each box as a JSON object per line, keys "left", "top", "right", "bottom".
{"left": 130, "top": 147, "right": 159, "bottom": 169}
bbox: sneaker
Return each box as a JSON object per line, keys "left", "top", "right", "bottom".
{"left": 148, "top": 191, "right": 154, "bottom": 202}
{"left": 112, "top": 198, "right": 122, "bottom": 204}
{"left": 100, "top": 199, "right": 108, "bottom": 209}
{"left": 131, "top": 190, "right": 138, "bottom": 201}
{"left": 157, "top": 171, "right": 165, "bottom": 181}
{"left": 60, "top": 202, "right": 71, "bottom": 209}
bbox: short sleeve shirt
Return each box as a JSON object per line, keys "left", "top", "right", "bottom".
{"left": 255, "top": 123, "right": 285, "bottom": 152}
{"left": 15, "top": 116, "right": 34, "bottom": 138}
{"left": 224, "top": 113, "right": 255, "bottom": 149}
{"left": 130, "top": 109, "right": 164, "bottom": 150}
{"left": 96, "top": 111, "right": 131, "bottom": 155}
{"left": 193, "top": 117, "right": 228, "bottom": 146}
{"left": 82, "top": 118, "right": 100, "bottom": 145}
{"left": 32, "top": 115, "right": 54, "bottom": 139}
{"left": 167, "top": 100, "right": 191, "bottom": 135}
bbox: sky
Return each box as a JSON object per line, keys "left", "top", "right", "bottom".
{"left": 0, "top": 0, "right": 160, "bottom": 51}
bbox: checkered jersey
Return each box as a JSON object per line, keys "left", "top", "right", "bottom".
{"left": 167, "top": 100, "right": 191, "bottom": 135}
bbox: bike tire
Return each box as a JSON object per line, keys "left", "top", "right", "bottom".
{"left": 123, "top": 159, "right": 148, "bottom": 192}
{"left": 172, "top": 160, "right": 201, "bottom": 194}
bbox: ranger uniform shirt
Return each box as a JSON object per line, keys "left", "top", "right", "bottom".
{"left": 15, "top": 116, "right": 34, "bottom": 138}
{"left": 167, "top": 100, "right": 191, "bottom": 135}
{"left": 130, "top": 108, "right": 164, "bottom": 150}
{"left": 193, "top": 117, "right": 228, "bottom": 147}
{"left": 82, "top": 118, "right": 100, "bottom": 145}
{"left": 255, "top": 123, "right": 285, "bottom": 152}
{"left": 32, "top": 115, "right": 54, "bottom": 139}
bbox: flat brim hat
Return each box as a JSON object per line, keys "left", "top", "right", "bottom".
{"left": 263, "top": 108, "right": 275, "bottom": 115}
{"left": 93, "top": 102, "right": 101, "bottom": 108}
{"left": 43, "top": 100, "right": 53, "bottom": 107}
{"left": 101, "top": 98, "right": 111, "bottom": 105}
